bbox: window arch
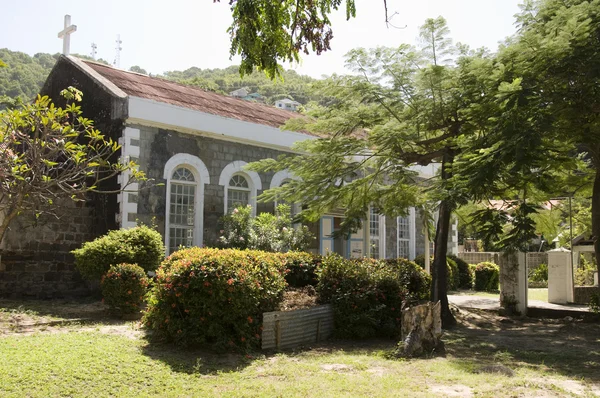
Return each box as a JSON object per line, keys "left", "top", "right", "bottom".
{"left": 163, "top": 154, "right": 210, "bottom": 254}
{"left": 219, "top": 160, "right": 262, "bottom": 215}
{"left": 270, "top": 169, "right": 301, "bottom": 216}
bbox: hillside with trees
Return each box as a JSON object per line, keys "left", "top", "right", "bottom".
{"left": 0, "top": 48, "right": 322, "bottom": 106}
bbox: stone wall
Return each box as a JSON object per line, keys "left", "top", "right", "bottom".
{"left": 0, "top": 201, "right": 94, "bottom": 298}
{"left": 573, "top": 286, "right": 600, "bottom": 305}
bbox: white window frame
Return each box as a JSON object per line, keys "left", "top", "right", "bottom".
{"left": 219, "top": 160, "right": 262, "bottom": 216}
{"left": 397, "top": 207, "right": 416, "bottom": 260}
{"left": 369, "top": 207, "right": 386, "bottom": 259}
{"left": 163, "top": 154, "right": 210, "bottom": 255}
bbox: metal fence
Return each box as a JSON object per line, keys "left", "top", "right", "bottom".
{"left": 262, "top": 304, "right": 334, "bottom": 350}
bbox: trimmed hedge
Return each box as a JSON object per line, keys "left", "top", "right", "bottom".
{"left": 101, "top": 263, "right": 149, "bottom": 314}
{"left": 282, "top": 252, "right": 321, "bottom": 288}
{"left": 414, "top": 255, "right": 462, "bottom": 291}
{"left": 317, "top": 255, "right": 430, "bottom": 339}
{"left": 474, "top": 262, "right": 500, "bottom": 292}
{"left": 143, "top": 248, "right": 287, "bottom": 350}
{"left": 73, "top": 225, "right": 164, "bottom": 281}
{"left": 448, "top": 254, "right": 473, "bottom": 290}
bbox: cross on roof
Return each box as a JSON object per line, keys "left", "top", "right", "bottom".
{"left": 58, "top": 15, "right": 77, "bottom": 55}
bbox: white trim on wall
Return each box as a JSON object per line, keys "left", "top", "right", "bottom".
{"left": 163, "top": 153, "right": 210, "bottom": 255}
{"left": 116, "top": 127, "right": 140, "bottom": 229}
{"left": 269, "top": 169, "right": 296, "bottom": 190}
{"left": 219, "top": 160, "right": 262, "bottom": 216}
{"left": 127, "top": 97, "right": 315, "bottom": 153}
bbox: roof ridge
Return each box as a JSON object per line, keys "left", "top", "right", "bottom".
{"left": 80, "top": 59, "right": 299, "bottom": 117}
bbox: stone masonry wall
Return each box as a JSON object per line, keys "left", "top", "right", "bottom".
{"left": 0, "top": 201, "right": 94, "bottom": 298}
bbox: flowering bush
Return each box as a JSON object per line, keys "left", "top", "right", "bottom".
{"left": 101, "top": 263, "right": 149, "bottom": 314}
{"left": 217, "top": 204, "right": 314, "bottom": 252}
{"left": 281, "top": 251, "right": 321, "bottom": 288}
{"left": 474, "top": 262, "right": 500, "bottom": 292}
{"left": 143, "top": 247, "right": 287, "bottom": 350}
{"left": 317, "top": 254, "right": 430, "bottom": 339}
{"left": 73, "top": 224, "right": 164, "bottom": 280}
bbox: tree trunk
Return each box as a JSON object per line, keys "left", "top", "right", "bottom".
{"left": 430, "top": 154, "right": 457, "bottom": 328}
{"left": 592, "top": 167, "right": 600, "bottom": 269}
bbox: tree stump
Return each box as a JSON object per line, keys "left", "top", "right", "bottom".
{"left": 397, "top": 301, "right": 444, "bottom": 358}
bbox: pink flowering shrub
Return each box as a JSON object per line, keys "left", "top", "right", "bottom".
{"left": 317, "top": 254, "right": 430, "bottom": 339}
{"left": 101, "top": 263, "right": 149, "bottom": 314}
{"left": 143, "top": 247, "right": 287, "bottom": 350}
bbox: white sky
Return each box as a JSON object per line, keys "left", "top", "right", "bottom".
{"left": 1, "top": 0, "right": 522, "bottom": 78}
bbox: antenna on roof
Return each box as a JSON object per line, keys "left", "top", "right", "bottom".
{"left": 90, "top": 43, "right": 97, "bottom": 60}
{"left": 113, "top": 34, "right": 122, "bottom": 68}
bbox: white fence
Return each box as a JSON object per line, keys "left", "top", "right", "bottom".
{"left": 458, "top": 252, "right": 547, "bottom": 271}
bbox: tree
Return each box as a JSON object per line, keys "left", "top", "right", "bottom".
{"left": 0, "top": 87, "right": 145, "bottom": 244}
{"left": 249, "top": 17, "right": 495, "bottom": 327}
{"left": 129, "top": 65, "right": 148, "bottom": 75}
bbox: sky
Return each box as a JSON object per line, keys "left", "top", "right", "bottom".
{"left": 1, "top": 0, "right": 523, "bottom": 78}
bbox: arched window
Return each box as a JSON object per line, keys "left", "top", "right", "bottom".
{"left": 227, "top": 174, "right": 251, "bottom": 212}
{"left": 270, "top": 169, "right": 300, "bottom": 216}
{"left": 219, "top": 160, "right": 262, "bottom": 215}
{"left": 163, "top": 154, "right": 210, "bottom": 255}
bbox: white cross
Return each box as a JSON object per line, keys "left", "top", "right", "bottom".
{"left": 57, "top": 15, "right": 77, "bottom": 56}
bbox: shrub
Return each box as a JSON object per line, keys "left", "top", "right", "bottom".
{"left": 448, "top": 254, "right": 473, "bottom": 290}
{"left": 446, "top": 257, "right": 460, "bottom": 291}
{"left": 101, "top": 263, "right": 149, "bottom": 314}
{"left": 72, "top": 225, "right": 164, "bottom": 281}
{"left": 528, "top": 263, "right": 548, "bottom": 288}
{"left": 590, "top": 293, "right": 600, "bottom": 315}
{"left": 282, "top": 251, "right": 320, "bottom": 288}
{"left": 575, "top": 256, "right": 597, "bottom": 286}
{"left": 217, "top": 204, "right": 314, "bottom": 252}
{"left": 317, "top": 255, "right": 430, "bottom": 339}
{"left": 143, "top": 247, "right": 287, "bottom": 350}
{"left": 474, "top": 262, "right": 499, "bottom": 292}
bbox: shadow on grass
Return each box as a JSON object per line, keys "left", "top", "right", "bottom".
{"left": 443, "top": 309, "right": 600, "bottom": 383}
{"left": 0, "top": 297, "right": 108, "bottom": 321}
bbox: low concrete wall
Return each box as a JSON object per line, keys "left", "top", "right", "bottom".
{"left": 573, "top": 286, "right": 600, "bottom": 305}
{"left": 262, "top": 304, "right": 334, "bottom": 350}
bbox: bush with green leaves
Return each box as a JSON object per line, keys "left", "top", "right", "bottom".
{"left": 528, "top": 263, "right": 548, "bottom": 288}
{"left": 575, "top": 256, "right": 597, "bottom": 286}
{"left": 282, "top": 251, "right": 321, "bottom": 288}
{"left": 101, "top": 263, "right": 149, "bottom": 314}
{"left": 317, "top": 255, "right": 430, "bottom": 339}
{"left": 590, "top": 293, "right": 600, "bottom": 315}
{"left": 447, "top": 254, "right": 473, "bottom": 290}
{"left": 474, "top": 262, "right": 500, "bottom": 292}
{"left": 217, "top": 204, "right": 314, "bottom": 252}
{"left": 72, "top": 225, "right": 165, "bottom": 281}
{"left": 143, "top": 247, "right": 287, "bottom": 350}
{"left": 446, "top": 257, "right": 460, "bottom": 291}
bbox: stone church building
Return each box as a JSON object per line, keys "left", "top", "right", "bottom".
{"left": 0, "top": 56, "right": 457, "bottom": 298}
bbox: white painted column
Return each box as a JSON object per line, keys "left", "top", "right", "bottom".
{"left": 116, "top": 127, "right": 140, "bottom": 229}
{"left": 548, "top": 248, "right": 574, "bottom": 304}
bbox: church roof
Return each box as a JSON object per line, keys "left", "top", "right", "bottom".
{"left": 81, "top": 60, "right": 307, "bottom": 131}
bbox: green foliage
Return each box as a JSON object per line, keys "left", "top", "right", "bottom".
{"left": 575, "top": 255, "right": 597, "bottom": 287}
{"left": 0, "top": 49, "right": 58, "bottom": 102}
{"left": 528, "top": 263, "right": 548, "bottom": 288}
{"left": 143, "top": 247, "right": 287, "bottom": 350}
{"left": 72, "top": 225, "right": 165, "bottom": 281}
{"left": 448, "top": 254, "right": 473, "bottom": 290}
{"left": 446, "top": 257, "right": 460, "bottom": 291}
{"left": 219, "top": 0, "right": 357, "bottom": 78}
{"left": 473, "top": 262, "right": 499, "bottom": 292}
{"left": 0, "top": 87, "right": 146, "bottom": 244}
{"left": 101, "top": 263, "right": 149, "bottom": 314}
{"left": 590, "top": 293, "right": 600, "bottom": 315}
{"left": 316, "top": 254, "right": 430, "bottom": 339}
{"left": 217, "top": 204, "right": 314, "bottom": 252}
{"left": 282, "top": 251, "right": 321, "bottom": 288}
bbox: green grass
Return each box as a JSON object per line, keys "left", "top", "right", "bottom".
{"left": 0, "top": 326, "right": 598, "bottom": 398}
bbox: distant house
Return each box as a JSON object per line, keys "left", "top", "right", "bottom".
{"left": 275, "top": 99, "right": 301, "bottom": 112}
{"left": 229, "top": 87, "right": 249, "bottom": 98}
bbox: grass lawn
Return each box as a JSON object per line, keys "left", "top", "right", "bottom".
{"left": 453, "top": 288, "right": 549, "bottom": 303}
{"left": 1, "top": 300, "right": 599, "bottom": 397}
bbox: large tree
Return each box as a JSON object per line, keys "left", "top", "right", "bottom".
{"left": 249, "top": 17, "right": 496, "bottom": 327}
{"left": 0, "top": 87, "right": 145, "bottom": 244}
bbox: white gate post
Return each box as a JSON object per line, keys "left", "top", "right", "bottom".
{"left": 548, "top": 248, "right": 573, "bottom": 304}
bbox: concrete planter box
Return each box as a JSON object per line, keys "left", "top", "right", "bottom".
{"left": 262, "top": 304, "right": 334, "bottom": 350}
